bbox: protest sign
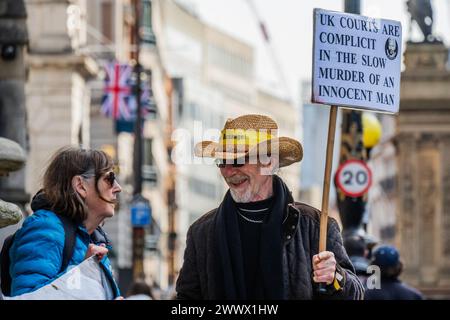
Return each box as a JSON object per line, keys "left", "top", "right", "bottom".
{"left": 311, "top": 9, "right": 402, "bottom": 294}
{"left": 312, "top": 8, "right": 402, "bottom": 113}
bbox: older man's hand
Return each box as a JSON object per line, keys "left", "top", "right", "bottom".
{"left": 312, "top": 251, "right": 337, "bottom": 285}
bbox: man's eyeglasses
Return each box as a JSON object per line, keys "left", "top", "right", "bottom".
{"left": 215, "top": 159, "right": 246, "bottom": 168}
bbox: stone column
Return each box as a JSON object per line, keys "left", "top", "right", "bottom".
{"left": 24, "top": 0, "right": 97, "bottom": 194}
{"left": 395, "top": 133, "right": 420, "bottom": 279}
{"left": 396, "top": 42, "right": 450, "bottom": 298}
{"left": 0, "top": 0, "right": 29, "bottom": 207}
{"left": 440, "top": 134, "right": 450, "bottom": 289}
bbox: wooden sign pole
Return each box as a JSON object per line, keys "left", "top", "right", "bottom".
{"left": 318, "top": 105, "right": 338, "bottom": 293}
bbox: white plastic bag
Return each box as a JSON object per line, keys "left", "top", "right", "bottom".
{"left": 4, "top": 256, "right": 112, "bottom": 300}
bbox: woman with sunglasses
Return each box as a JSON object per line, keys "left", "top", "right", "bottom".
{"left": 7, "top": 147, "right": 122, "bottom": 299}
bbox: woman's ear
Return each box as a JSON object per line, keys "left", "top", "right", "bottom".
{"left": 72, "top": 175, "right": 88, "bottom": 199}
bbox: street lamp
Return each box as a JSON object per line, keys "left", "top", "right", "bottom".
{"left": 345, "top": 0, "right": 361, "bottom": 14}
{"left": 362, "top": 112, "right": 382, "bottom": 157}
{"left": 130, "top": 0, "right": 158, "bottom": 284}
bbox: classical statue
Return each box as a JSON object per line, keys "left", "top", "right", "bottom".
{"left": 406, "top": 0, "right": 439, "bottom": 42}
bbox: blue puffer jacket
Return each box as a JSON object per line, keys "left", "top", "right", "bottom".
{"left": 9, "top": 209, "right": 121, "bottom": 298}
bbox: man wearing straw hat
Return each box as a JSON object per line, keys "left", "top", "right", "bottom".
{"left": 176, "top": 114, "right": 364, "bottom": 300}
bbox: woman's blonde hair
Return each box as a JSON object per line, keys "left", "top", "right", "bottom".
{"left": 42, "top": 146, "right": 114, "bottom": 223}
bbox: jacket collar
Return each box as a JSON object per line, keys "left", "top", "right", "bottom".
{"left": 282, "top": 203, "right": 300, "bottom": 245}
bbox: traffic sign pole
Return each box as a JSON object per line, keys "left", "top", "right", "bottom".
{"left": 132, "top": 0, "right": 146, "bottom": 283}
{"left": 132, "top": 226, "right": 145, "bottom": 280}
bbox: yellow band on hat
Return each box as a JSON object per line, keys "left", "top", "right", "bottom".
{"left": 219, "top": 129, "right": 274, "bottom": 147}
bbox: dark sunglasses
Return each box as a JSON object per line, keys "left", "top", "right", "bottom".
{"left": 104, "top": 171, "right": 117, "bottom": 187}
{"left": 215, "top": 159, "right": 246, "bottom": 168}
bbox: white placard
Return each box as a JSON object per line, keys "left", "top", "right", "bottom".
{"left": 312, "top": 8, "right": 402, "bottom": 114}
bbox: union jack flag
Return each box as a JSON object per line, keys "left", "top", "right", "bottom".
{"left": 128, "top": 82, "right": 157, "bottom": 118}
{"left": 101, "top": 62, "right": 133, "bottom": 120}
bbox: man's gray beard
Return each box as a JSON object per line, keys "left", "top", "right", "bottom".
{"left": 229, "top": 187, "right": 253, "bottom": 203}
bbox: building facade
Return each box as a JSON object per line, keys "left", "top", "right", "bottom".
{"left": 395, "top": 42, "right": 450, "bottom": 298}
{"left": 299, "top": 81, "right": 341, "bottom": 222}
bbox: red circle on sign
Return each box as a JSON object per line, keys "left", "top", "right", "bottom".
{"left": 335, "top": 159, "right": 372, "bottom": 197}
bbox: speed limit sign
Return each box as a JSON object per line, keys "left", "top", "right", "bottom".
{"left": 335, "top": 160, "right": 372, "bottom": 197}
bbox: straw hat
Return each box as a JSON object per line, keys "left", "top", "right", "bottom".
{"left": 194, "top": 114, "right": 303, "bottom": 168}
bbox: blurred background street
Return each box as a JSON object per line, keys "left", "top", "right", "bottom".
{"left": 1, "top": 0, "right": 450, "bottom": 299}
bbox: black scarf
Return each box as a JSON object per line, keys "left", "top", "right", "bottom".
{"left": 213, "top": 175, "right": 291, "bottom": 299}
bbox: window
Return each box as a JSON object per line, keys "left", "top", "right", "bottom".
{"left": 188, "top": 177, "right": 217, "bottom": 199}
{"left": 143, "top": 138, "right": 154, "bottom": 166}
{"left": 142, "top": 138, "right": 157, "bottom": 185}
{"left": 141, "top": 0, "right": 156, "bottom": 45}
{"left": 207, "top": 44, "right": 252, "bottom": 78}
{"left": 101, "top": 1, "right": 114, "bottom": 43}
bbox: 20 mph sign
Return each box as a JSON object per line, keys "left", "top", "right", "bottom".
{"left": 335, "top": 160, "right": 372, "bottom": 197}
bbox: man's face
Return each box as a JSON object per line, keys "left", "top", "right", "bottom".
{"left": 219, "top": 162, "right": 272, "bottom": 203}
{"left": 388, "top": 39, "right": 396, "bottom": 53}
